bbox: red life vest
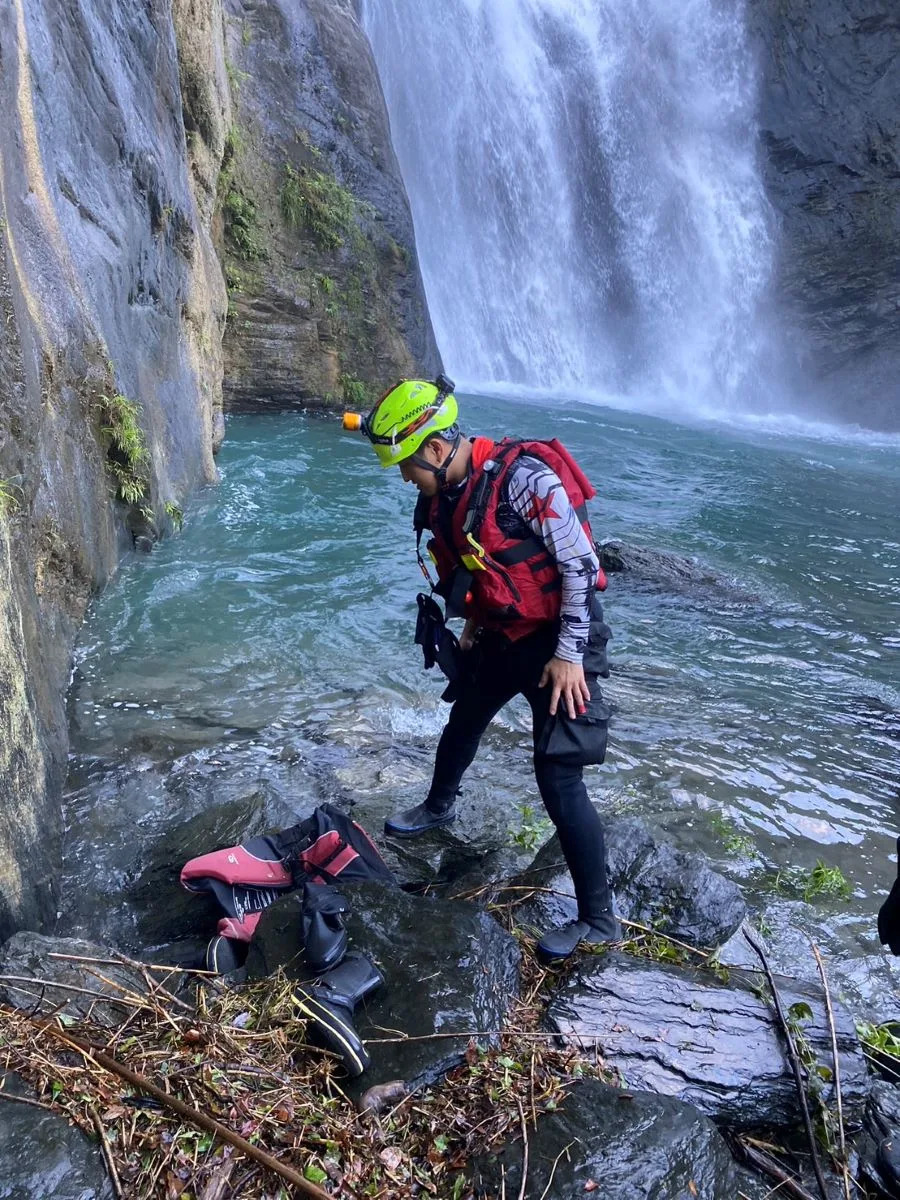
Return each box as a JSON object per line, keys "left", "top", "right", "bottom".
{"left": 421, "top": 437, "right": 607, "bottom": 641}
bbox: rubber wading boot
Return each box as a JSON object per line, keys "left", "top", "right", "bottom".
{"left": 384, "top": 801, "right": 456, "bottom": 838}
{"left": 536, "top": 909, "right": 622, "bottom": 964}
{"left": 291, "top": 952, "right": 383, "bottom": 1078}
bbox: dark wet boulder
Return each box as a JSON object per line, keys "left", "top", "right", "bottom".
{"left": 246, "top": 880, "right": 520, "bottom": 1091}
{"left": 473, "top": 1078, "right": 738, "bottom": 1199}
{"left": 0, "top": 933, "right": 162, "bottom": 1027}
{"left": 0, "top": 1071, "right": 114, "bottom": 1200}
{"left": 717, "top": 900, "right": 900, "bottom": 1027}
{"left": 509, "top": 818, "right": 746, "bottom": 950}
{"left": 59, "top": 740, "right": 316, "bottom": 954}
{"left": 598, "top": 540, "right": 758, "bottom": 603}
{"left": 546, "top": 953, "right": 869, "bottom": 1130}
{"left": 858, "top": 1082, "right": 900, "bottom": 1198}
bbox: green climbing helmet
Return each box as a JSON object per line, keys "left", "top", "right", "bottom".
{"left": 363, "top": 377, "right": 458, "bottom": 468}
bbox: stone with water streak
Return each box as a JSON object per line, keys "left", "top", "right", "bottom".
{"left": 546, "top": 952, "right": 870, "bottom": 1130}
{"left": 473, "top": 1079, "right": 738, "bottom": 1199}
{"left": 509, "top": 818, "right": 747, "bottom": 950}
{"left": 0, "top": 1071, "right": 114, "bottom": 1200}
{"left": 246, "top": 879, "right": 520, "bottom": 1092}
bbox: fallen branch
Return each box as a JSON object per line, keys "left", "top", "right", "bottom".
{"left": 90, "top": 1106, "right": 125, "bottom": 1200}
{"left": 515, "top": 1097, "right": 529, "bottom": 1200}
{"left": 810, "top": 941, "right": 851, "bottom": 1200}
{"left": 36, "top": 1017, "right": 331, "bottom": 1200}
{"left": 742, "top": 924, "right": 829, "bottom": 1200}
{"left": 730, "top": 1135, "right": 819, "bottom": 1200}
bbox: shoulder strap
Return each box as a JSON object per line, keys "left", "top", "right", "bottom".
{"left": 462, "top": 439, "right": 522, "bottom": 542}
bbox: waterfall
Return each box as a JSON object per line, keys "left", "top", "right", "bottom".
{"left": 359, "top": 0, "right": 776, "bottom": 418}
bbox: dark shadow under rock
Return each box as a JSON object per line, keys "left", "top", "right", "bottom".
{"left": 0, "top": 933, "right": 167, "bottom": 1026}
{"left": 546, "top": 952, "right": 869, "bottom": 1130}
{"left": 246, "top": 880, "right": 520, "bottom": 1092}
{"left": 858, "top": 1081, "right": 900, "bottom": 1198}
{"left": 0, "top": 1071, "right": 114, "bottom": 1200}
{"left": 473, "top": 1078, "right": 738, "bottom": 1199}
{"left": 508, "top": 818, "right": 746, "bottom": 950}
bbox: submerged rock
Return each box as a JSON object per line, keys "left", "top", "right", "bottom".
{"left": 247, "top": 880, "right": 520, "bottom": 1090}
{"left": 546, "top": 953, "right": 869, "bottom": 1130}
{"left": 0, "top": 1071, "right": 113, "bottom": 1200}
{"left": 598, "top": 541, "right": 758, "bottom": 603}
{"left": 510, "top": 818, "right": 747, "bottom": 950}
{"left": 473, "top": 1078, "right": 738, "bottom": 1199}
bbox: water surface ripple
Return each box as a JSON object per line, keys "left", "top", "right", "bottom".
{"left": 69, "top": 397, "right": 900, "bottom": 911}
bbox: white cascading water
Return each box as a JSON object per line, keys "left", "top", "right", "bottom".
{"left": 359, "top": 0, "right": 777, "bottom": 417}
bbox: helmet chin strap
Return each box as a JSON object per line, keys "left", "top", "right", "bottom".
{"left": 411, "top": 435, "right": 461, "bottom": 490}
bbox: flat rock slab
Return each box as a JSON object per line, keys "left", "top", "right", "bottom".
{"left": 0, "top": 933, "right": 162, "bottom": 1026}
{"left": 473, "top": 1079, "right": 738, "bottom": 1199}
{"left": 0, "top": 1071, "right": 114, "bottom": 1200}
{"left": 246, "top": 880, "right": 520, "bottom": 1091}
{"left": 546, "top": 953, "right": 869, "bottom": 1129}
{"left": 511, "top": 818, "right": 746, "bottom": 949}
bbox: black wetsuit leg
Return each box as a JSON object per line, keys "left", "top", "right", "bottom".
{"left": 425, "top": 634, "right": 524, "bottom": 811}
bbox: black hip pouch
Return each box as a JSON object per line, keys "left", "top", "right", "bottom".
{"left": 536, "top": 681, "right": 611, "bottom": 766}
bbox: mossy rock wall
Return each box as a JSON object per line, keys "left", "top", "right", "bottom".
{"left": 0, "top": 0, "right": 229, "bottom": 939}
{"left": 219, "top": 0, "right": 441, "bottom": 412}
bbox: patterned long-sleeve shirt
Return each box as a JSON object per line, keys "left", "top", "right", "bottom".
{"left": 498, "top": 456, "right": 599, "bottom": 663}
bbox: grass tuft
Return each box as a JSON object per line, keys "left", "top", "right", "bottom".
{"left": 97, "top": 393, "right": 149, "bottom": 506}
{"left": 281, "top": 164, "right": 356, "bottom": 249}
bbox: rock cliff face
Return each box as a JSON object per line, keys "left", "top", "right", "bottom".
{"left": 0, "top": 0, "right": 441, "bottom": 941}
{"left": 749, "top": 0, "right": 900, "bottom": 430}
{"left": 218, "top": 0, "right": 440, "bottom": 411}
{"left": 0, "top": 0, "right": 230, "bottom": 940}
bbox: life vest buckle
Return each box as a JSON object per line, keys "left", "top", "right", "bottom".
{"left": 461, "top": 532, "right": 488, "bottom": 572}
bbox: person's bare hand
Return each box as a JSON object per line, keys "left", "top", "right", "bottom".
{"left": 539, "top": 657, "right": 590, "bottom": 719}
{"left": 459, "top": 619, "right": 479, "bottom": 652}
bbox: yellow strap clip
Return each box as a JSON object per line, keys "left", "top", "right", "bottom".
{"left": 461, "top": 533, "right": 488, "bottom": 572}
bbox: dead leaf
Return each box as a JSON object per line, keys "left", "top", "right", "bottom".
{"left": 379, "top": 1146, "right": 403, "bottom": 1171}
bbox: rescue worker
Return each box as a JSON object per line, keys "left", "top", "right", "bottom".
{"left": 350, "top": 377, "right": 620, "bottom": 961}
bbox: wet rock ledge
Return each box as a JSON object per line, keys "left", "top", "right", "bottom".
{"left": 1, "top": 808, "right": 893, "bottom": 1199}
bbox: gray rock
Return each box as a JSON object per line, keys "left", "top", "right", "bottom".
{"left": 747, "top": 0, "right": 900, "bottom": 431}
{"left": 546, "top": 953, "right": 869, "bottom": 1130}
{"left": 0, "top": 1072, "right": 114, "bottom": 1200}
{"left": 510, "top": 818, "right": 747, "bottom": 950}
{"left": 718, "top": 901, "right": 900, "bottom": 1028}
{"left": 858, "top": 1081, "right": 900, "bottom": 1198}
{"left": 0, "top": 933, "right": 158, "bottom": 1027}
{"left": 473, "top": 1079, "right": 738, "bottom": 1199}
{"left": 246, "top": 880, "right": 520, "bottom": 1091}
{"left": 0, "top": 0, "right": 225, "bottom": 942}
{"left": 220, "top": 0, "right": 439, "bottom": 410}
{"left": 599, "top": 540, "right": 758, "bottom": 603}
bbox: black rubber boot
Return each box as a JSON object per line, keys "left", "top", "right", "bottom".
{"left": 292, "top": 952, "right": 383, "bottom": 1077}
{"left": 536, "top": 908, "right": 621, "bottom": 963}
{"left": 384, "top": 801, "right": 456, "bottom": 838}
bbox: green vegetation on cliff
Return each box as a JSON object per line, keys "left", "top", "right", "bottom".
{"left": 96, "top": 392, "right": 150, "bottom": 506}
{"left": 280, "top": 163, "right": 357, "bottom": 250}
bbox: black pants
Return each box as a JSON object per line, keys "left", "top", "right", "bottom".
{"left": 426, "top": 600, "right": 613, "bottom": 922}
